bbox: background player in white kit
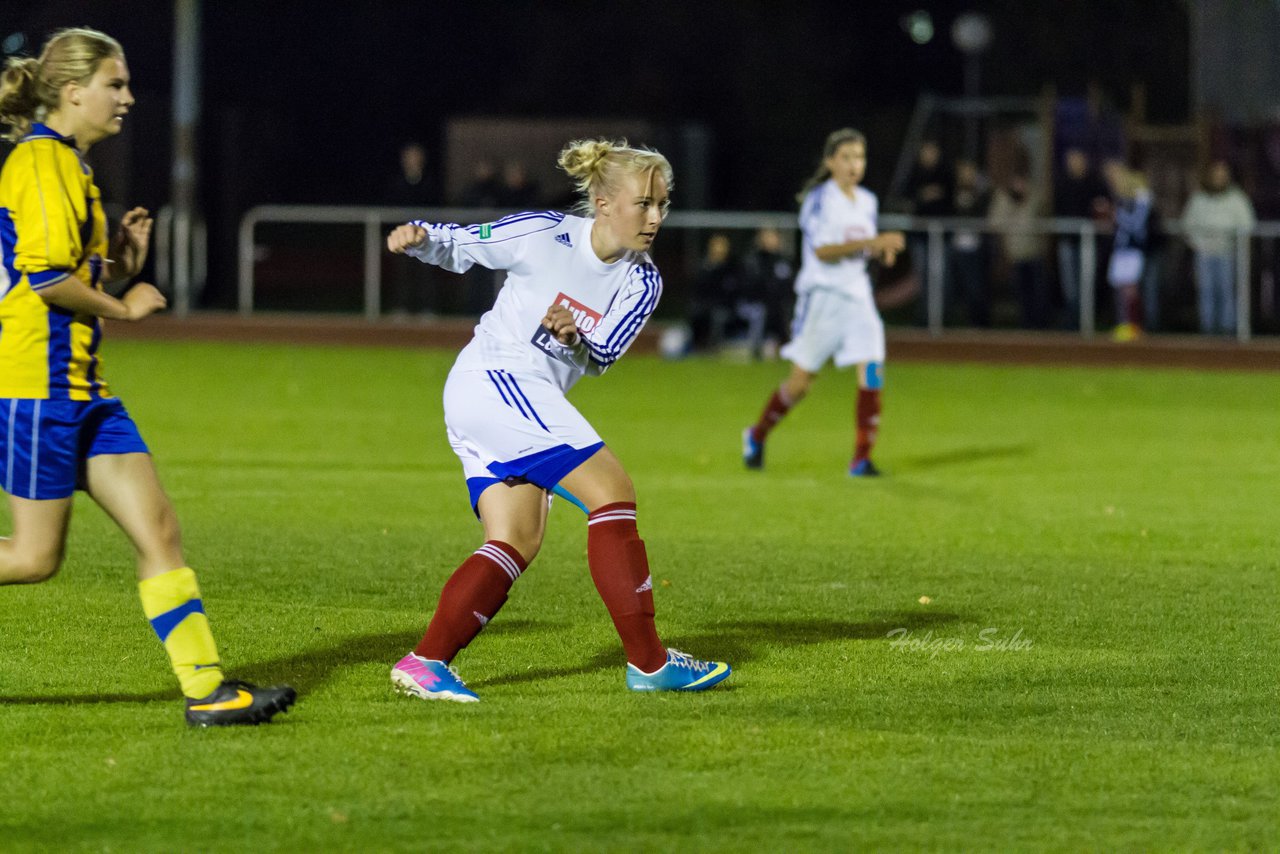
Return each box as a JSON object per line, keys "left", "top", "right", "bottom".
{"left": 742, "top": 128, "right": 904, "bottom": 476}
{"left": 385, "top": 139, "right": 730, "bottom": 701}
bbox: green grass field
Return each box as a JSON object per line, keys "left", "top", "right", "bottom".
{"left": 1, "top": 340, "right": 1277, "bottom": 851}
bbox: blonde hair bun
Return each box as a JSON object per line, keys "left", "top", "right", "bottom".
{"left": 557, "top": 139, "right": 617, "bottom": 181}
{"left": 556, "top": 138, "right": 673, "bottom": 217}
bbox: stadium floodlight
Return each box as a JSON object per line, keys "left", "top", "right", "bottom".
{"left": 951, "top": 11, "right": 993, "bottom": 159}
{"left": 951, "top": 12, "right": 993, "bottom": 55}
{"left": 902, "top": 10, "right": 935, "bottom": 45}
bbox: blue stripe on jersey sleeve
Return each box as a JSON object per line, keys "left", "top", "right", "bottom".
{"left": 603, "top": 264, "right": 661, "bottom": 349}
{"left": 588, "top": 264, "right": 662, "bottom": 368}
{"left": 581, "top": 336, "right": 609, "bottom": 367}
{"left": 417, "top": 212, "right": 565, "bottom": 246}
{"left": 27, "top": 269, "right": 71, "bottom": 289}
{"left": 492, "top": 210, "right": 565, "bottom": 229}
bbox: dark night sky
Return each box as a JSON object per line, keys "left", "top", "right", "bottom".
{"left": 195, "top": 0, "right": 1190, "bottom": 208}
{"left": 3, "top": 1, "right": 1191, "bottom": 203}
{"left": 2, "top": 1, "right": 1190, "bottom": 297}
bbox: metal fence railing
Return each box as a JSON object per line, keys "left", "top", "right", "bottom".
{"left": 225, "top": 205, "right": 1280, "bottom": 343}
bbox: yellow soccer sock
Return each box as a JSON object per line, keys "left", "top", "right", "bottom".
{"left": 138, "top": 567, "right": 224, "bottom": 699}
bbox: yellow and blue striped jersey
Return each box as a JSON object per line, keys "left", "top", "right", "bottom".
{"left": 0, "top": 122, "right": 111, "bottom": 399}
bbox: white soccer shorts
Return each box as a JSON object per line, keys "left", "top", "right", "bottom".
{"left": 780, "top": 287, "right": 885, "bottom": 372}
{"left": 442, "top": 367, "right": 603, "bottom": 487}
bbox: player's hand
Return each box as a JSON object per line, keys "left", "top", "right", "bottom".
{"left": 542, "top": 304, "right": 580, "bottom": 345}
{"left": 877, "top": 231, "right": 906, "bottom": 255}
{"left": 120, "top": 282, "right": 167, "bottom": 321}
{"left": 387, "top": 223, "right": 428, "bottom": 254}
{"left": 109, "top": 206, "right": 153, "bottom": 278}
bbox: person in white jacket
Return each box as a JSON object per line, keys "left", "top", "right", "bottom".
{"left": 1181, "top": 160, "right": 1257, "bottom": 335}
{"left": 383, "top": 139, "right": 730, "bottom": 702}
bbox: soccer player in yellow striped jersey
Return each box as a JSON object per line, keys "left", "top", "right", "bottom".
{"left": 0, "top": 27, "right": 295, "bottom": 726}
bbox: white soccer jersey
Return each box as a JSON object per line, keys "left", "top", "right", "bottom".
{"left": 795, "top": 180, "right": 879, "bottom": 300}
{"left": 407, "top": 211, "right": 662, "bottom": 392}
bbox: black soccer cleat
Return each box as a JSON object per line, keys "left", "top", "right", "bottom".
{"left": 185, "top": 679, "right": 298, "bottom": 727}
{"left": 742, "top": 427, "right": 764, "bottom": 470}
{"left": 849, "top": 458, "right": 882, "bottom": 477}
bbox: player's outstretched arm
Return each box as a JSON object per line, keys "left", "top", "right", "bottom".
{"left": 816, "top": 231, "right": 906, "bottom": 264}
{"left": 38, "top": 278, "right": 167, "bottom": 321}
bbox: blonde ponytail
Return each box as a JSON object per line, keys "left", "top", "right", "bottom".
{"left": 0, "top": 27, "right": 124, "bottom": 142}
{"left": 0, "top": 58, "right": 42, "bottom": 141}
{"left": 558, "top": 138, "right": 674, "bottom": 217}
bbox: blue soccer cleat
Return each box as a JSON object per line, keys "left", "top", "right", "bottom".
{"left": 626, "top": 649, "right": 731, "bottom": 692}
{"left": 391, "top": 653, "right": 479, "bottom": 703}
{"left": 742, "top": 427, "right": 764, "bottom": 470}
{"left": 849, "top": 458, "right": 882, "bottom": 477}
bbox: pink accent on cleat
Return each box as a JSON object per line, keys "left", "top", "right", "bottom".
{"left": 390, "top": 653, "right": 479, "bottom": 703}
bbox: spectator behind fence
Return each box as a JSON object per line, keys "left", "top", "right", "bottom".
{"left": 497, "top": 159, "right": 542, "bottom": 209}
{"left": 988, "top": 172, "right": 1050, "bottom": 329}
{"left": 1053, "top": 147, "right": 1110, "bottom": 329}
{"left": 688, "top": 232, "right": 740, "bottom": 353}
{"left": 739, "top": 227, "right": 795, "bottom": 359}
{"left": 384, "top": 141, "right": 437, "bottom": 207}
{"left": 1104, "top": 162, "right": 1156, "bottom": 341}
{"left": 948, "top": 159, "right": 991, "bottom": 327}
{"left": 457, "top": 158, "right": 505, "bottom": 315}
{"left": 459, "top": 157, "right": 503, "bottom": 208}
{"left": 384, "top": 142, "right": 439, "bottom": 318}
{"left": 1180, "top": 160, "right": 1257, "bottom": 335}
{"left": 1137, "top": 165, "right": 1167, "bottom": 332}
{"left": 905, "top": 140, "right": 953, "bottom": 321}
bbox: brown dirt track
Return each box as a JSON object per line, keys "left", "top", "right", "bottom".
{"left": 109, "top": 313, "right": 1280, "bottom": 372}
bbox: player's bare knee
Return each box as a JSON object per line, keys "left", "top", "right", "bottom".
{"left": 154, "top": 505, "right": 183, "bottom": 553}
{"left": 485, "top": 518, "right": 544, "bottom": 564}
{"left": 784, "top": 372, "right": 814, "bottom": 402}
{"left": 502, "top": 530, "right": 543, "bottom": 564}
{"left": 588, "top": 481, "right": 636, "bottom": 511}
{"left": 10, "top": 548, "right": 64, "bottom": 583}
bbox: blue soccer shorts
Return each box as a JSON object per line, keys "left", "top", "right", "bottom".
{"left": 1, "top": 397, "right": 149, "bottom": 500}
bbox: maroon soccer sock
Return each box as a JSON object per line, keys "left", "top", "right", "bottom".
{"left": 1125, "top": 290, "right": 1143, "bottom": 327}
{"left": 414, "top": 541, "right": 527, "bottom": 662}
{"left": 854, "top": 388, "right": 882, "bottom": 464}
{"left": 587, "top": 502, "right": 667, "bottom": 672}
{"left": 750, "top": 386, "right": 794, "bottom": 443}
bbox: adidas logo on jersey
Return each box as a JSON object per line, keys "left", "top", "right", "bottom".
{"left": 554, "top": 232, "right": 572, "bottom": 248}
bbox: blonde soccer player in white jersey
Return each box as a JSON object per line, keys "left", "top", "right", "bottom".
{"left": 385, "top": 139, "right": 730, "bottom": 702}
{"left": 743, "top": 128, "right": 905, "bottom": 476}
